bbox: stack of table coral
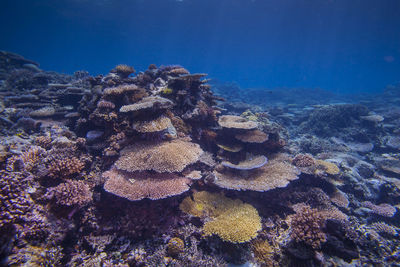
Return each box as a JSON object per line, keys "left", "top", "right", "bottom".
{"left": 212, "top": 115, "right": 300, "bottom": 192}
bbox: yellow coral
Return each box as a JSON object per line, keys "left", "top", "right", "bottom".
{"left": 315, "top": 160, "right": 340, "bottom": 175}
{"left": 251, "top": 239, "right": 276, "bottom": 266}
{"left": 180, "top": 191, "right": 262, "bottom": 243}
{"left": 162, "top": 87, "right": 174, "bottom": 94}
{"left": 167, "top": 237, "right": 185, "bottom": 256}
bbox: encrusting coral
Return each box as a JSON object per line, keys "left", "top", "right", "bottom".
{"left": 180, "top": 191, "right": 262, "bottom": 243}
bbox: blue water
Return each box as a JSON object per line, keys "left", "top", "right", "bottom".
{"left": 1, "top": 0, "right": 399, "bottom": 94}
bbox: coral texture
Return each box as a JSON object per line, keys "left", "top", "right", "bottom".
{"left": 48, "top": 180, "right": 92, "bottom": 206}
{"left": 221, "top": 155, "right": 268, "bottom": 170}
{"left": 180, "top": 191, "right": 261, "bottom": 243}
{"left": 213, "top": 153, "right": 299, "bottom": 192}
{"left": 235, "top": 129, "right": 268, "bottom": 143}
{"left": 292, "top": 154, "right": 315, "bottom": 167}
{"left": 218, "top": 115, "right": 258, "bottom": 130}
{"left": 290, "top": 205, "right": 327, "bottom": 249}
{"left": 103, "top": 169, "right": 191, "bottom": 200}
{"left": 115, "top": 139, "right": 203, "bottom": 173}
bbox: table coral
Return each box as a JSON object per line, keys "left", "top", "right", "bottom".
{"left": 114, "top": 139, "right": 203, "bottom": 173}
{"left": 103, "top": 169, "right": 191, "bottom": 201}
{"left": 218, "top": 115, "right": 258, "bottom": 130}
{"left": 180, "top": 191, "right": 261, "bottom": 243}
{"left": 213, "top": 153, "right": 299, "bottom": 192}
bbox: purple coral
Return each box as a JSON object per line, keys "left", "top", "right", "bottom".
{"left": 47, "top": 180, "right": 92, "bottom": 207}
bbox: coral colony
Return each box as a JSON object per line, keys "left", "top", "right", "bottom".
{"left": 0, "top": 51, "right": 399, "bottom": 266}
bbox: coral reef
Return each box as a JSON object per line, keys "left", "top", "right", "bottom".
{"left": 180, "top": 191, "right": 262, "bottom": 243}
{"left": 289, "top": 205, "right": 327, "bottom": 249}
{"left": 1, "top": 52, "right": 400, "bottom": 266}
{"left": 47, "top": 180, "right": 92, "bottom": 207}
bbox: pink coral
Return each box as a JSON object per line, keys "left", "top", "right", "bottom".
{"left": 103, "top": 169, "right": 191, "bottom": 201}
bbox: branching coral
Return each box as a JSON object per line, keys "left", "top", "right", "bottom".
{"left": 292, "top": 154, "right": 315, "bottom": 167}
{"left": 0, "top": 170, "right": 32, "bottom": 227}
{"left": 251, "top": 239, "right": 276, "bottom": 266}
{"left": 47, "top": 155, "right": 84, "bottom": 179}
{"left": 47, "top": 180, "right": 92, "bottom": 207}
{"left": 180, "top": 191, "right": 262, "bottom": 243}
{"left": 289, "top": 205, "right": 327, "bottom": 249}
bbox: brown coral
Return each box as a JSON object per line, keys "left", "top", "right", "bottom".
{"left": 47, "top": 156, "right": 84, "bottom": 179}
{"left": 218, "top": 115, "right": 258, "bottom": 130}
{"left": 114, "top": 139, "right": 203, "bottom": 173}
{"left": 290, "top": 205, "right": 327, "bottom": 249}
{"left": 292, "top": 154, "right": 315, "bottom": 167}
{"left": 103, "top": 169, "right": 191, "bottom": 201}
{"left": 235, "top": 130, "right": 268, "bottom": 143}
{"left": 213, "top": 153, "right": 300, "bottom": 192}
{"left": 48, "top": 180, "right": 92, "bottom": 207}
{"left": 119, "top": 96, "right": 173, "bottom": 113}
{"left": 103, "top": 84, "right": 139, "bottom": 96}
{"left": 132, "top": 116, "right": 172, "bottom": 133}
{"left": 221, "top": 155, "right": 268, "bottom": 170}
{"left": 111, "top": 64, "right": 135, "bottom": 78}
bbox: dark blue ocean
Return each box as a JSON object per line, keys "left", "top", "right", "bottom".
{"left": 1, "top": 0, "right": 399, "bottom": 94}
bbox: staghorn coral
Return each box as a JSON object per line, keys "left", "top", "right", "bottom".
{"left": 114, "top": 139, "right": 203, "bottom": 173}
{"left": 362, "top": 201, "right": 397, "bottom": 217}
{"left": 218, "top": 115, "right": 258, "bottom": 130}
{"left": 47, "top": 180, "right": 92, "bottom": 207}
{"left": 180, "top": 191, "right": 262, "bottom": 243}
{"left": 292, "top": 154, "right": 315, "bottom": 167}
{"left": 289, "top": 205, "right": 327, "bottom": 249}
{"left": 235, "top": 130, "right": 268, "bottom": 143}
{"left": 18, "top": 146, "right": 46, "bottom": 172}
{"left": 47, "top": 155, "right": 84, "bottom": 179}
{"left": 35, "top": 135, "right": 53, "bottom": 149}
{"left": 103, "top": 169, "right": 191, "bottom": 201}
{"left": 213, "top": 153, "right": 300, "bottom": 192}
